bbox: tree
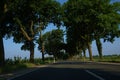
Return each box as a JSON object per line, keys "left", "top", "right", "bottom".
{"left": 37, "top": 25, "right": 45, "bottom": 62}
{"left": 62, "top": 0, "right": 94, "bottom": 60}
{"left": 0, "top": 0, "right": 14, "bottom": 66}
{"left": 36, "top": 0, "right": 62, "bottom": 62}
{"left": 39, "top": 29, "right": 64, "bottom": 59}
{"left": 89, "top": 0, "right": 120, "bottom": 59}
{"left": 62, "top": 0, "right": 120, "bottom": 61}
{"left": 10, "top": 0, "right": 40, "bottom": 62}
{"left": 11, "top": 0, "right": 61, "bottom": 62}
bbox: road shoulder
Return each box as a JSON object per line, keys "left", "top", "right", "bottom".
{"left": 0, "top": 65, "right": 47, "bottom": 80}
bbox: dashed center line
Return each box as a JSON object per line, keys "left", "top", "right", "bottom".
{"left": 85, "top": 70, "right": 105, "bottom": 80}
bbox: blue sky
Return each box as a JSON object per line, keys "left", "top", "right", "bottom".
{"left": 56, "top": 0, "right": 67, "bottom": 4}
{"left": 111, "top": 0, "right": 120, "bottom": 2}
{"left": 3, "top": 0, "right": 120, "bottom": 59}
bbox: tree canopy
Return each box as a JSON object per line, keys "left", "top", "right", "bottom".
{"left": 0, "top": 0, "right": 15, "bottom": 66}
{"left": 62, "top": 0, "right": 120, "bottom": 60}
{"left": 38, "top": 29, "right": 64, "bottom": 59}
{"left": 8, "top": 0, "right": 61, "bottom": 62}
{"left": 0, "top": 0, "right": 120, "bottom": 63}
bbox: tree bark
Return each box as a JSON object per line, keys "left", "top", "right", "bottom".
{"left": 87, "top": 42, "right": 93, "bottom": 61}
{"left": 41, "top": 42, "right": 45, "bottom": 62}
{"left": 83, "top": 49, "right": 86, "bottom": 62}
{"left": 0, "top": 36, "right": 5, "bottom": 66}
{"left": 29, "top": 41, "right": 34, "bottom": 63}
{"left": 39, "top": 27, "right": 45, "bottom": 62}
{"left": 96, "top": 38, "right": 103, "bottom": 59}
{"left": 83, "top": 49, "right": 86, "bottom": 59}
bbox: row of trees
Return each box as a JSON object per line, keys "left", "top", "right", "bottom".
{"left": 62, "top": 0, "right": 120, "bottom": 60}
{"left": 0, "top": 0, "right": 120, "bottom": 66}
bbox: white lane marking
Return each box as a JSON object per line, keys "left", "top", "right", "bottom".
{"left": 85, "top": 70, "right": 105, "bottom": 80}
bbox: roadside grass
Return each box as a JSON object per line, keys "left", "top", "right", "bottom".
{"left": 0, "top": 57, "right": 54, "bottom": 74}
{"left": 0, "top": 63, "right": 27, "bottom": 74}
{"left": 0, "top": 63, "right": 36, "bottom": 80}
{"left": 1, "top": 55, "right": 119, "bottom": 74}
{"left": 76, "top": 54, "right": 120, "bottom": 63}
{"left": 93, "top": 55, "right": 120, "bottom": 63}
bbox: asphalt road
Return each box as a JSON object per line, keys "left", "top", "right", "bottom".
{"left": 10, "top": 61, "right": 120, "bottom": 80}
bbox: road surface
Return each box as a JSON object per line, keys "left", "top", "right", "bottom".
{"left": 9, "top": 61, "right": 120, "bottom": 80}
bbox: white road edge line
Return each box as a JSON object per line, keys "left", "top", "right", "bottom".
{"left": 85, "top": 70, "right": 105, "bottom": 80}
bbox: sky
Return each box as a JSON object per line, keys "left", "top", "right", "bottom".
{"left": 3, "top": 0, "right": 120, "bottom": 59}
{"left": 111, "top": 0, "right": 120, "bottom": 2}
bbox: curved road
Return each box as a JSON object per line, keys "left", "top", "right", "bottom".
{"left": 9, "top": 61, "right": 120, "bottom": 80}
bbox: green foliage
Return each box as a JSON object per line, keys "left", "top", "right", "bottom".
{"left": 62, "top": 0, "right": 120, "bottom": 59}
{"left": 8, "top": 0, "right": 61, "bottom": 49}
{"left": 0, "top": 0, "right": 14, "bottom": 38}
{"left": 0, "top": 0, "right": 15, "bottom": 66}
{"left": 5, "top": 57, "right": 28, "bottom": 65}
{"left": 38, "top": 29, "right": 64, "bottom": 58}
{"left": 2, "top": 0, "right": 62, "bottom": 62}
{"left": 63, "top": 0, "right": 94, "bottom": 59}
{"left": 0, "top": 0, "right": 120, "bottom": 63}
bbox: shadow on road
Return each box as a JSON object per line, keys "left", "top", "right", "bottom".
{"left": 12, "top": 62, "right": 120, "bottom": 80}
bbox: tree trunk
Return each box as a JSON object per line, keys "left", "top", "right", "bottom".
{"left": 29, "top": 41, "right": 34, "bottom": 63}
{"left": 96, "top": 38, "right": 103, "bottom": 59}
{"left": 87, "top": 42, "right": 93, "bottom": 61}
{"left": 0, "top": 36, "right": 5, "bottom": 66}
{"left": 83, "top": 49, "right": 86, "bottom": 62}
{"left": 41, "top": 42, "right": 45, "bottom": 62}
{"left": 83, "top": 49, "right": 86, "bottom": 59}
{"left": 39, "top": 27, "right": 45, "bottom": 62}
{"left": 78, "top": 50, "right": 82, "bottom": 59}
{"left": 76, "top": 45, "right": 82, "bottom": 59}
{"left": 42, "top": 51, "right": 44, "bottom": 62}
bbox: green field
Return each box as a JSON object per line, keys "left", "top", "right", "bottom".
{"left": 92, "top": 54, "right": 120, "bottom": 62}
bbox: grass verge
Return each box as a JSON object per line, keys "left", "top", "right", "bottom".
{"left": 0, "top": 63, "right": 27, "bottom": 74}
{"left": 92, "top": 55, "right": 120, "bottom": 63}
